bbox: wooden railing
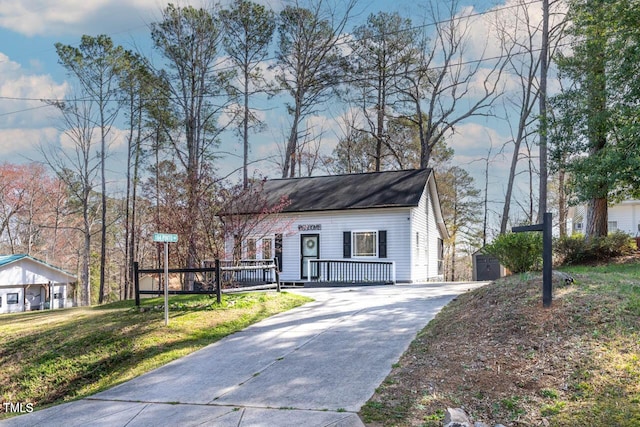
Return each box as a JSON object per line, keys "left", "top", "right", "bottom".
{"left": 307, "top": 259, "right": 396, "bottom": 285}
{"left": 134, "top": 259, "right": 280, "bottom": 306}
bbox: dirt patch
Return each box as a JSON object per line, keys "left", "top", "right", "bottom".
{"left": 360, "top": 260, "right": 640, "bottom": 426}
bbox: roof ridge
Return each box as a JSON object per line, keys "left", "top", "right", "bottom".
{"left": 265, "top": 168, "right": 430, "bottom": 182}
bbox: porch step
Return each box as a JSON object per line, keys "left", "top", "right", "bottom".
{"left": 303, "top": 281, "right": 393, "bottom": 288}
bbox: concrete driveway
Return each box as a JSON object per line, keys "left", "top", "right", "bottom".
{"left": 2, "top": 282, "right": 486, "bottom": 427}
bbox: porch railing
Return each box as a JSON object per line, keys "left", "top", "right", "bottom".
{"left": 307, "top": 259, "right": 396, "bottom": 285}
{"left": 207, "top": 259, "right": 278, "bottom": 288}
{"left": 134, "top": 259, "right": 280, "bottom": 307}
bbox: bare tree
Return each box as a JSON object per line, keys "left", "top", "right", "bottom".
{"left": 495, "top": 1, "right": 541, "bottom": 234}
{"left": 407, "top": 0, "right": 508, "bottom": 169}
{"left": 494, "top": 0, "right": 566, "bottom": 234}
{"left": 55, "top": 35, "right": 125, "bottom": 304}
{"left": 150, "top": 4, "right": 233, "bottom": 285}
{"left": 439, "top": 166, "right": 482, "bottom": 281}
{"left": 328, "top": 109, "right": 376, "bottom": 174}
{"left": 42, "top": 97, "right": 101, "bottom": 306}
{"left": 218, "top": 179, "right": 292, "bottom": 263}
{"left": 347, "top": 11, "right": 419, "bottom": 171}
{"left": 220, "top": 0, "right": 276, "bottom": 188}
{"left": 274, "top": 0, "right": 357, "bottom": 178}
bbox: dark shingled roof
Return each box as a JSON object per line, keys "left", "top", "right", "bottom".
{"left": 257, "top": 168, "right": 432, "bottom": 213}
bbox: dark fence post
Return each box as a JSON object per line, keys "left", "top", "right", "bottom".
{"left": 542, "top": 212, "right": 553, "bottom": 307}
{"left": 215, "top": 259, "right": 222, "bottom": 304}
{"left": 134, "top": 261, "right": 140, "bottom": 307}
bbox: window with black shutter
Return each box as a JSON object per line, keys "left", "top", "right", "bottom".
{"left": 343, "top": 231, "right": 351, "bottom": 258}
{"left": 378, "top": 230, "right": 387, "bottom": 258}
{"left": 275, "top": 234, "right": 283, "bottom": 271}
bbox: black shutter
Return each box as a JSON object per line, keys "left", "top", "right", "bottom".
{"left": 275, "top": 234, "right": 283, "bottom": 272}
{"left": 378, "top": 230, "right": 387, "bottom": 258}
{"left": 343, "top": 231, "right": 351, "bottom": 258}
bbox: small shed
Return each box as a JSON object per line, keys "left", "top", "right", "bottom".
{"left": 0, "top": 254, "right": 77, "bottom": 314}
{"left": 472, "top": 250, "right": 504, "bottom": 281}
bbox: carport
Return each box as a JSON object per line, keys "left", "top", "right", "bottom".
{"left": 0, "top": 254, "right": 76, "bottom": 314}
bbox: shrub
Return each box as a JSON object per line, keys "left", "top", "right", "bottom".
{"left": 483, "top": 232, "right": 543, "bottom": 274}
{"left": 555, "top": 231, "right": 637, "bottom": 265}
{"left": 554, "top": 234, "right": 589, "bottom": 265}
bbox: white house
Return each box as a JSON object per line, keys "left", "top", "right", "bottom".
{"left": 219, "top": 169, "right": 449, "bottom": 284}
{"left": 569, "top": 200, "right": 640, "bottom": 235}
{"left": 0, "top": 254, "right": 76, "bottom": 314}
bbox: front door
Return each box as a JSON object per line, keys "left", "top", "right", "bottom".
{"left": 301, "top": 234, "right": 319, "bottom": 279}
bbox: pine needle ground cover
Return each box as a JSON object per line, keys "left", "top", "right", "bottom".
{"left": 361, "top": 260, "right": 640, "bottom": 426}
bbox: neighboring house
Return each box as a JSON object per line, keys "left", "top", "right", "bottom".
{"left": 0, "top": 254, "right": 76, "bottom": 314}
{"left": 219, "top": 169, "right": 449, "bottom": 284}
{"left": 569, "top": 200, "right": 640, "bottom": 235}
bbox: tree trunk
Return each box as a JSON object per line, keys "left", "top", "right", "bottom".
{"left": 482, "top": 149, "right": 490, "bottom": 246}
{"left": 417, "top": 104, "right": 429, "bottom": 169}
{"left": 538, "top": 0, "right": 549, "bottom": 220}
{"left": 283, "top": 96, "right": 302, "bottom": 178}
{"left": 558, "top": 169, "right": 567, "bottom": 237}
{"left": 500, "top": 139, "right": 521, "bottom": 234}
{"left": 82, "top": 212, "right": 91, "bottom": 306}
{"left": 128, "top": 103, "right": 143, "bottom": 299}
{"left": 375, "top": 72, "right": 385, "bottom": 172}
{"left": 586, "top": 197, "right": 608, "bottom": 237}
{"left": 243, "top": 67, "right": 250, "bottom": 188}
{"left": 99, "top": 110, "right": 107, "bottom": 304}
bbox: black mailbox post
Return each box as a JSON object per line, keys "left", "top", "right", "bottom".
{"left": 512, "top": 212, "right": 553, "bottom": 307}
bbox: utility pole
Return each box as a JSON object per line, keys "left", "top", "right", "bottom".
{"left": 538, "top": 0, "right": 549, "bottom": 221}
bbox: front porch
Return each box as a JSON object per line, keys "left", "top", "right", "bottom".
{"left": 278, "top": 259, "right": 396, "bottom": 288}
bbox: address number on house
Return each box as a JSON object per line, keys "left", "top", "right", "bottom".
{"left": 298, "top": 224, "right": 321, "bottom": 231}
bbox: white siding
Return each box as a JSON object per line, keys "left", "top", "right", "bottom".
{"left": 0, "top": 287, "right": 24, "bottom": 314}
{"left": 571, "top": 200, "right": 640, "bottom": 235}
{"left": 0, "top": 258, "right": 73, "bottom": 314}
{"left": 0, "top": 258, "right": 75, "bottom": 286}
{"left": 608, "top": 201, "right": 640, "bottom": 235}
{"left": 279, "top": 208, "right": 412, "bottom": 281}
{"left": 410, "top": 185, "right": 444, "bottom": 282}
{"left": 222, "top": 177, "right": 449, "bottom": 284}
{"left": 0, "top": 284, "right": 67, "bottom": 313}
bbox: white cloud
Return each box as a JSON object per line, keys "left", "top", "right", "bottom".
{"left": 0, "top": 52, "right": 68, "bottom": 128}
{"left": 0, "top": 0, "right": 186, "bottom": 37}
{"left": 0, "top": 0, "right": 288, "bottom": 37}
{"left": 57, "top": 126, "right": 127, "bottom": 153}
{"left": 0, "top": 127, "right": 59, "bottom": 158}
{"left": 448, "top": 122, "right": 507, "bottom": 156}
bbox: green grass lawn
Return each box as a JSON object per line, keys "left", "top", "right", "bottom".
{"left": 0, "top": 291, "right": 312, "bottom": 418}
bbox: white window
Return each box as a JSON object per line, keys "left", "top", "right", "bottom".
{"left": 246, "top": 238, "right": 256, "bottom": 259}
{"left": 608, "top": 221, "right": 618, "bottom": 232}
{"left": 7, "top": 293, "right": 19, "bottom": 304}
{"left": 262, "top": 238, "right": 273, "bottom": 260}
{"left": 352, "top": 231, "right": 377, "bottom": 257}
{"left": 575, "top": 222, "right": 583, "bottom": 231}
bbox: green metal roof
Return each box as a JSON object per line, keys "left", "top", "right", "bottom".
{"left": 0, "top": 254, "right": 76, "bottom": 281}
{"left": 0, "top": 254, "right": 28, "bottom": 267}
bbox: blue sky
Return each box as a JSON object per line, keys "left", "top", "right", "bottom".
{"left": 0, "top": 0, "right": 549, "bottom": 235}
